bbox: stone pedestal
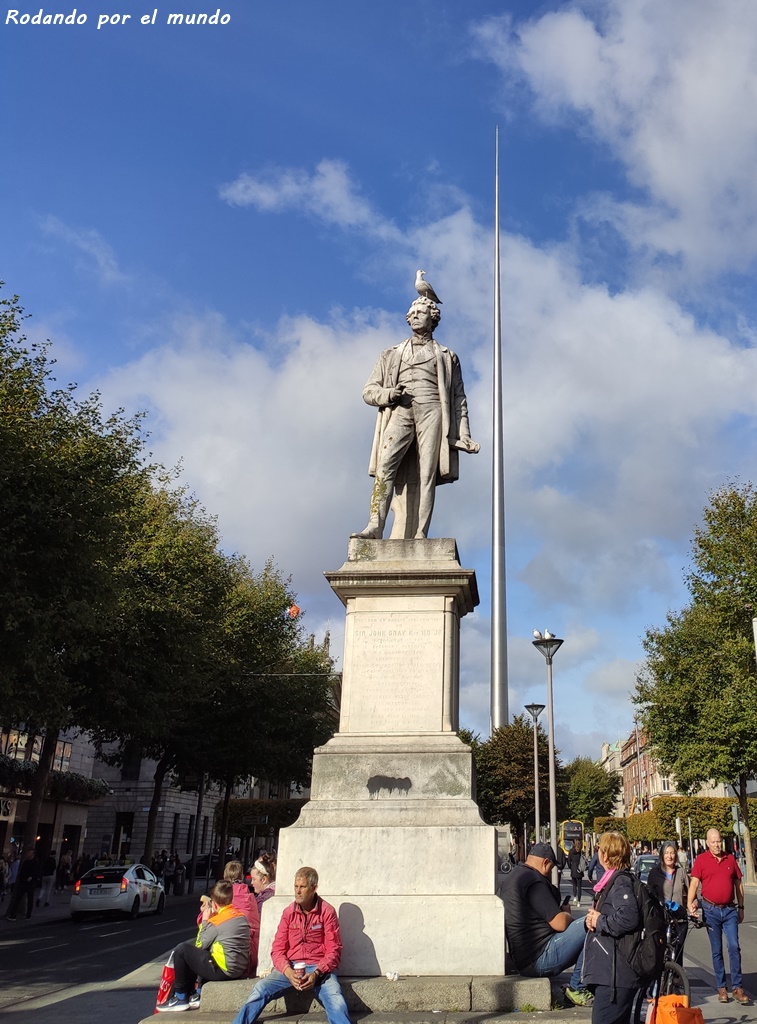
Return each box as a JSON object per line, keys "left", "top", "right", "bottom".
{"left": 258, "top": 539, "right": 505, "bottom": 977}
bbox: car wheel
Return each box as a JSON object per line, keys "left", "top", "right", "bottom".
{"left": 154, "top": 894, "right": 165, "bottom": 915}
{"left": 71, "top": 912, "right": 85, "bottom": 922}
{"left": 128, "top": 897, "right": 140, "bottom": 919}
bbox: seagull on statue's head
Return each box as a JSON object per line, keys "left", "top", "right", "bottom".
{"left": 415, "top": 269, "right": 442, "bottom": 304}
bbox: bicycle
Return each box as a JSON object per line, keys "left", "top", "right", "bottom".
{"left": 632, "top": 903, "right": 703, "bottom": 1023}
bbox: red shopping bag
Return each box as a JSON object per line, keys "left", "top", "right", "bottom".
{"left": 154, "top": 951, "right": 175, "bottom": 1013}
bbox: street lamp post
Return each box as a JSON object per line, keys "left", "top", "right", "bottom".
{"left": 525, "top": 702, "right": 546, "bottom": 844}
{"left": 532, "top": 631, "right": 564, "bottom": 871}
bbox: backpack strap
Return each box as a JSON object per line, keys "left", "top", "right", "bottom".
{"left": 594, "top": 868, "right": 629, "bottom": 912}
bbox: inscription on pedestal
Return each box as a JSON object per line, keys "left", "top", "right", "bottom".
{"left": 346, "top": 610, "right": 444, "bottom": 733}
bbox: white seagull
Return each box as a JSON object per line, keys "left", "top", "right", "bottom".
{"left": 415, "top": 269, "right": 442, "bottom": 304}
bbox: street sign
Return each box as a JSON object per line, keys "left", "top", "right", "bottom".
{"left": 733, "top": 820, "right": 746, "bottom": 836}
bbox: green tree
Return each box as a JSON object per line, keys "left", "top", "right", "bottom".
{"left": 465, "top": 715, "right": 565, "bottom": 849}
{"left": 564, "top": 756, "right": 622, "bottom": 827}
{"left": 0, "top": 288, "right": 151, "bottom": 848}
{"left": 199, "top": 569, "right": 338, "bottom": 861}
{"left": 635, "top": 482, "right": 757, "bottom": 882}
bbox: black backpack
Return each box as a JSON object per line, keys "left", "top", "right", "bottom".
{"left": 609, "top": 870, "right": 666, "bottom": 982}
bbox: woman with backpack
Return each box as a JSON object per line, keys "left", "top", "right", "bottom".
{"left": 583, "top": 831, "right": 643, "bottom": 1024}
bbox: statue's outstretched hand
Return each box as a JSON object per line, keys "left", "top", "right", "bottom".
{"left": 387, "top": 385, "right": 410, "bottom": 404}
{"left": 454, "top": 437, "right": 480, "bottom": 453}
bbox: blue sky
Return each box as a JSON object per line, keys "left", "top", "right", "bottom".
{"left": 4, "top": 1, "right": 757, "bottom": 760}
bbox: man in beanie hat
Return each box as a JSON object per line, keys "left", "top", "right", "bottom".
{"left": 501, "top": 843, "right": 592, "bottom": 1007}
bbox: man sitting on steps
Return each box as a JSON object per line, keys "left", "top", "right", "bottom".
{"left": 231, "top": 866, "right": 351, "bottom": 1024}
{"left": 501, "top": 842, "right": 592, "bottom": 1007}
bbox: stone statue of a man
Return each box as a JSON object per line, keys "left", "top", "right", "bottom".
{"left": 352, "top": 295, "right": 479, "bottom": 541}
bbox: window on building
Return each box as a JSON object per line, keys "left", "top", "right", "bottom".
{"left": 661, "top": 776, "right": 671, "bottom": 792}
{"left": 53, "top": 741, "right": 72, "bottom": 773}
{"left": 4, "top": 731, "right": 42, "bottom": 762}
{"left": 201, "top": 816, "right": 208, "bottom": 850}
{"left": 171, "top": 813, "right": 180, "bottom": 853}
{"left": 112, "top": 812, "right": 134, "bottom": 858}
{"left": 120, "top": 740, "right": 143, "bottom": 781}
{"left": 186, "top": 815, "right": 195, "bottom": 854}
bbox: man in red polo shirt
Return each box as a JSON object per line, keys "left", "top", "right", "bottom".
{"left": 688, "top": 828, "right": 750, "bottom": 1005}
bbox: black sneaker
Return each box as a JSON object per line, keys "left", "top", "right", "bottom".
{"left": 157, "top": 996, "right": 190, "bottom": 1013}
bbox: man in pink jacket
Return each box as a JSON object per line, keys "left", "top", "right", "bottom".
{"left": 231, "top": 867, "right": 351, "bottom": 1024}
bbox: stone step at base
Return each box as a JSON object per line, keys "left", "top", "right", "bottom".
{"left": 144, "top": 1011, "right": 591, "bottom": 1024}
{"left": 152, "top": 975, "right": 550, "bottom": 1020}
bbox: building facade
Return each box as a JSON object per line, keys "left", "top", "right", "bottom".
{"left": 619, "top": 727, "right": 728, "bottom": 813}
{"left": 0, "top": 728, "right": 99, "bottom": 860}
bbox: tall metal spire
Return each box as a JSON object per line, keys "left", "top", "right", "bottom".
{"left": 490, "top": 126, "right": 509, "bottom": 731}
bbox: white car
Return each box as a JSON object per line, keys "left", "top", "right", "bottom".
{"left": 70, "top": 863, "right": 166, "bottom": 920}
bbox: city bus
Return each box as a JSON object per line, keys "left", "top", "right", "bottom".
{"left": 559, "top": 820, "right": 584, "bottom": 853}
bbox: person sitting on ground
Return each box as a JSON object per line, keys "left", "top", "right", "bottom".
{"left": 158, "top": 879, "right": 251, "bottom": 1012}
{"left": 230, "top": 866, "right": 351, "bottom": 1024}
{"left": 250, "top": 852, "right": 276, "bottom": 910}
{"left": 501, "top": 842, "right": 592, "bottom": 1007}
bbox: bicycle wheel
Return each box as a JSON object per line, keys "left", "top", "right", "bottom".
{"left": 631, "top": 963, "right": 690, "bottom": 1024}
{"left": 631, "top": 987, "right": 648, "bottom": 1024}
{"left": 660, "top": 961, "right": 690, "bottom": 1001}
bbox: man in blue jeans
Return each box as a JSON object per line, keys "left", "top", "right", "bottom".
{"left": 688, "top": 828, "right": 750, "bottom": 1005}
{"left": 502, "top": 843, "right": 592, "bottom": 1007}
{"left": 231, "top": 867, "right": 350, "bottom": 1024}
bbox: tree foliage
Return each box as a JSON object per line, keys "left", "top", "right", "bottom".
{"left": 0, "top": 288, "right": 152, "bottom": 846}
{"left": 564, "top": 757, "right": 622, "bottom": 826}
{"left": 0, "top": 287, "right": 338, "bottom": 856}
{"left": 653, "top": 795, "right": 757, "bottom": 840}
{"left": 222, "top": 798, "right": 308, "bottom": 838}
{"left": 634, "top": 482, "right": 757, "bottom": 881}
{"left": 465, "top": 715, "right": 565, "bottom": 846}
{"left": 594, "top": 816, "right": 626, "bottom": 836}
{"left": 625, "top": 809, "right": 664, "bottom": 843}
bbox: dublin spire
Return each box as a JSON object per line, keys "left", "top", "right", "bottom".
{"left": 490, "top": 126, "right": 509, "bottom": 731}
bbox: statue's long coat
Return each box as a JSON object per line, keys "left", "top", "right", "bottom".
{"left": 363, "top": 338, "right": 472, "bottom": 486}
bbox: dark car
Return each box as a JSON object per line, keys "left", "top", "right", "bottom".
{"left": 633, "top": 854, "right": 658, "bottom": 883}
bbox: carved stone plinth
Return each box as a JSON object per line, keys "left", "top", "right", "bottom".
{"left": 257, "top": 540, "right": 505, "bottom": 977}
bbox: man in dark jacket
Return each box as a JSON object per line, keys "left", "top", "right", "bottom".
{"left": 5, "top": 849, "right": 42, "bottom": 920}
{"left": 502, "top": 843, "right": 592, "bottom": 1006}
{"left": 38, "top": 848, "right": 57, "bottom": 906}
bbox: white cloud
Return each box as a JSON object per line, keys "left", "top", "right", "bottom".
{"left": 95, "top": 160, "right": 757, "bottom": 759}
{"left": 38, "top": 215, "right": 127, "bottom": 286}
{"left": 472, "top": 1, "right": 757, "bottom": 277}
{"left": 219, "top": 159, "right": 404, "bottom": 244}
